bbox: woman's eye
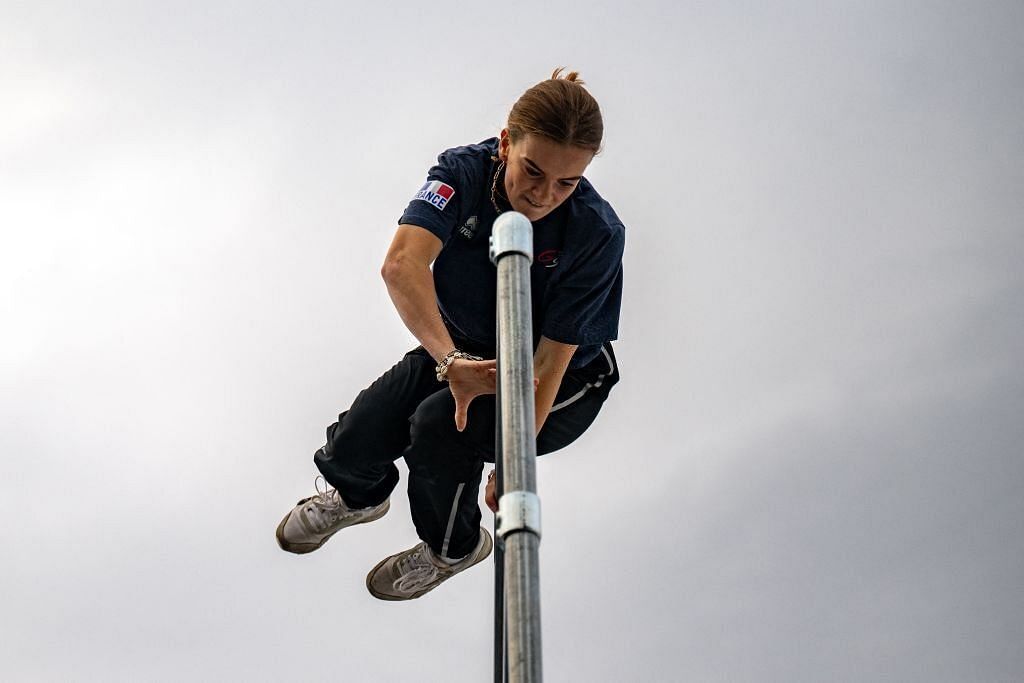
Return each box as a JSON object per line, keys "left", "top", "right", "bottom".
{"left": 560, "top": 181, "right": 576, "bottom": 188}
{"left": 525, "top": 167, "right": 541, "bottom": 177}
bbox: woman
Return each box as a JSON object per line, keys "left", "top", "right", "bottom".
{"left": 276, "top": 68, "right": 624, "bottom": 601}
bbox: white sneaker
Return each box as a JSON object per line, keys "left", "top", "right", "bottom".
{"left": 276, "top": 476, "right": 389, "bottom": 554}
{"left": 365, "top": 529, "right": 493, "bottom": 601}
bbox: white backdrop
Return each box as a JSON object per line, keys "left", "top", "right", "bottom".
{"left": 3, "top": 2, "right": 1022, "bottom": 681}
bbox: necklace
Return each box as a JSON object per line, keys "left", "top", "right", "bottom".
{"left": 490, "top": 159, "right": 507, "bottom": 214}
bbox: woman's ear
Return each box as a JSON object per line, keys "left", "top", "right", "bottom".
{"left": 498, "top": 128, "right": 511, "bottom": 162}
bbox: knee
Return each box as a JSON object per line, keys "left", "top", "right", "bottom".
{"left": 408, "top": 392, "right": 459, "bottom": 451}
{"left": 407, "top": 391, "right": 496, "bottom": 467}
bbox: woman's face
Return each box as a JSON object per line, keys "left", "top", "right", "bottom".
{"left": 498, "top": 129, "right": 594, "bottom": 222}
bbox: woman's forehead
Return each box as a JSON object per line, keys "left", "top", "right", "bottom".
{"left": 512, "top": 134, "right": 593, "bottom": 176}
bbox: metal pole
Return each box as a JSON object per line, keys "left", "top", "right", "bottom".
{"left": 493, "top": 360, "right": 505, "bottom": 683}
{"left": 489, "top": 212, "right": 542, "bottom": 683}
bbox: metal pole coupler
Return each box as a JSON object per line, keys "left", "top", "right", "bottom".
{"left": 490, "top": 212, "right": 533, "bottom": 263}
{"left": 496, "top": 491, "right": 542, "bottom": 540}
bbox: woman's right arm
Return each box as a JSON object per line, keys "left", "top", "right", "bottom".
{"left": 381, "top": 224, "right": 498, "bottom": 431}
{"left": 380, "top": 224, "right": 455, "bottom": 363}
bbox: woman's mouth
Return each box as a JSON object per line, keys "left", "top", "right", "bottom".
{"left": 524, "top": 196, "right": 544, "bottom": 209}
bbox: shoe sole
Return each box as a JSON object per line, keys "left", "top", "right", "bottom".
{"left": 366, "top": 529, "right": 493, "bottom": 601}
{"left": 275, "top": 499, "right": 390, "bottom": 554}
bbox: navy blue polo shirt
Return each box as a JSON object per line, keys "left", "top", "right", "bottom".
{"left": 398, "top": 138, "right": 624, "bottom": 369}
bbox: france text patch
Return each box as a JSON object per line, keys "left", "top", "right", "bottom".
{"left": 413, "top": 180, "right": 455, "bottom": 210}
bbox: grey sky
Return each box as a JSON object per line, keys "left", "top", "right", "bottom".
{"left": 2, "top": 1, "right": 1022, "bottom": 681}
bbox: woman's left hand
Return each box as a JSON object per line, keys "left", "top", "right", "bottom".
{"left": 485, "top": 469, "right": 498, "bottom": 513}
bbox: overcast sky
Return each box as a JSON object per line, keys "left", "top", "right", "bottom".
{"left": 2, "top": 1, "right": 1022, "bottom": 681}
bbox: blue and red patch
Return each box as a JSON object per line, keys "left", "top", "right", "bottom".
{"left": 413, "top": 180, "right": 455, "bottom": 210}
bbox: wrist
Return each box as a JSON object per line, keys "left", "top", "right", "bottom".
{"left": 435, "top": 349, "right": 483, "bottom": 382}
{"left": 422, "top": 335, "right": 456, "bottom": 364}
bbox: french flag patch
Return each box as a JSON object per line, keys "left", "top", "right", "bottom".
{"left": 413, "top": 180, "right": 455, "bottom": 210}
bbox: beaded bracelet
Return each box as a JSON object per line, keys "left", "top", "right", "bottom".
{"left": 435, "top": 349, "right": 483, "bottom": 382}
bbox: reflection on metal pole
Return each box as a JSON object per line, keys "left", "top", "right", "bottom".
{"left": 493, "top": 368, "right": 505, "bottom": 683}
{"left": 490, "top": 212, "right": 542, "bottom": 683}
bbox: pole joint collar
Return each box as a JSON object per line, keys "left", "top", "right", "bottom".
{"left": 489, "top": 212, "right": 533, "bottom": 264}
{"left": 496, "top": 491, "right": 541, "bottom": 540}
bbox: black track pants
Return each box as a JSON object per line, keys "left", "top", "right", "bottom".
{"left": 314, "top": 344, "right": 619, "bottom": 560}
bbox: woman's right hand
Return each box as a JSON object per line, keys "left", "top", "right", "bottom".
{"left": 446, "top": 358, "right": 497, "bottom": 432}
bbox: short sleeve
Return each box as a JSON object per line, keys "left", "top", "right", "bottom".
{"left": 541, "top": 224, "right": 625, "bottom": 346}
{"left": 397, "top": 152, "right": 465, "bottom": 243}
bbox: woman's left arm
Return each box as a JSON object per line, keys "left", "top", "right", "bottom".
{"left": 484, "top": 335, "right": 578, "bottom": 512}
{"left": 533, "top": 336, "right": 578, "bottom": 435}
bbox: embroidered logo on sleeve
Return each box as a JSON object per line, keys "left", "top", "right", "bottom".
{"left": 413, "top": 180, "right": 455, "bottom": 210}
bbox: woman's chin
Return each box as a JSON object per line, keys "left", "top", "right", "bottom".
{"left": 511, "top": 200, "right": 548, "bottom": 221}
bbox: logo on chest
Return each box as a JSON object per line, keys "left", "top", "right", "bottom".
{"left": 537, "top": 249, "right": 560, "bottom": 268}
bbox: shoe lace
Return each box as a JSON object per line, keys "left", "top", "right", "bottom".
{"left": 303, "top": 476, "right": 346, "bottom": 530}
{"left": 393, "top": 545, "right": 440, "bottom": 593}
{"left": 313, "top": 475, "right": 336, "bottom": 503}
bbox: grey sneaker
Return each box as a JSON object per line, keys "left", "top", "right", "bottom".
{"left": 366, "top": 529, "right": 493, "bottom": 601}
{"left": 276, "top": 476, "right": 389, "bottom": 554}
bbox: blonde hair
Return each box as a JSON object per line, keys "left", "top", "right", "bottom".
{"left": 507, "top": 68, "right": 603, "bottom": 153}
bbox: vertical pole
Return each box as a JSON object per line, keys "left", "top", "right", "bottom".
{"left": 493, "top": 358, "right": 505, "bottom": 683}
{"left": 490, "top": 212, "right": 542, "bottom": 683}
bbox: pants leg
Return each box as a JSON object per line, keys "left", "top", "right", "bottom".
{"left": 406, "top": 342, "right": 620, "bottom": 559}
{"left": 536, "top": 342, "right": 620, "bottom": 455}
{"left": 406, "top": 389, "right": 496, "bottom": 559}
{"left": 313, "top": 348, "right": 438, "bottom": 508}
